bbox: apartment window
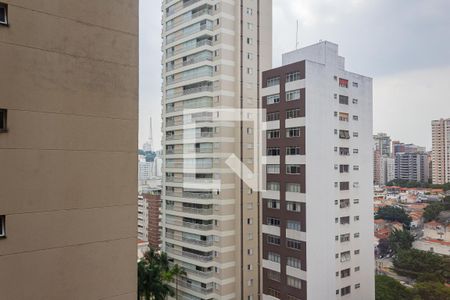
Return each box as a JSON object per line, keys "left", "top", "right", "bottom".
{"left": 340, "top": 233, "right": 350, "bottom": 242}
{"left": 352, "top": 82, "right": 359, "bottom": 88}
{"left": 267, "top": 288, "right": 280, "bottom": 298}
{"left": 339, "top": 78, "right": 349, "bottom": 88}
{"left": 286, "top": 146, "right": 301, "bottom": 155}
{"left": 248, "top": 233, "right": 253, "bottom": 240}
{"left": 267, "top": 182, "right": 280, "bottom": 191}
{"left": 339, "top": 147, "right": 350, "bottom": 156}
{"left": 286, "top": 164, "right": 301, "bottom": 175}
{"left": 247, "top": 22, "right": 253, "bottom": 30}
{"left": 267, "top": 217, "right": 281, "bottom": 227}
{"left": 354, "top": 249, "right": 360, "bottom": 255}
{"left": 340, "top": 182, "right": 350, "bottom": 190}
{"left": 352, "top": 98, "right": 358, "bottom": 104}
{"left": 247, "top": 127, "right": 253, "bottom": 135}
{"left": 341, "top": 286, "right": 351, "bottom": 296}
{"left": 339, "top": 112, "right": 349, "bottom": 122}
{"left": 340, "top": 199, "right": 350, "bottom": 208}
{"left": 354, "top": 232, "right": 360, "bottom": 238}
{"left": 287, "top": 276, "right": 302, "bottom": 289}
{"left": 0, "top": 215, "right": 5, "bottom": 238}
{"left": 0, "top": 3, "right": 8, "bottom": 25}
{"left": 287, "top": 127, "right": 300, "bottom": 138}
{"left": 267, "top": 130, "right": 280, "bottom": 139}
{"left": 353, "top": 115, "right": 359, "bottom": 121}
{"left": 0, "top": 109, "right": 7, "bottom": 132}
{"left": 267, "top": 94, "right": 280, "bottom": 105}
{"left": 341, "top": 268, "right": 351, "bottom": 278}
{"left": 267, "top": 235, "right": 281, "bottom": 245}
{"left": 339, "top": 165, "right": 349, "bottom": 173}
{"left": 355, "top": 266, "right": 360, "bottom": 272}
{"left": 266, "top": 76, "right": 280, "bottom": 87}
{"left": 268, "top": 251, "right": 281, "bottom": 263}
{"left": 340, "top": 251, "right": 351, "bottom": 262}
{"left": 353, "top": 132, "right": 359, "bottom": 138}
{"left": 353, "top": 165, "right": 359, "bottom": 171}
{"left": 286, "top": 72, "right": 301, "bottom": 82}
{"left": 286, "top": 183, "right": 301, "bottom": 193}
{"left": 353, "top": 148, "right": 359, "bottom": 154}
{"left": 287, "top": 239, "right": 301, "bottom": 250}
{"left": 286, "top": 108, "right": 301, "bottom": 119}
{"left": 354, "top": 216, "right": 360, "bottom": 221}
{"left": 266, "top": 111, "right": 279, "bottom": 121}
{"left": 267, "top": 270, "right": 281, "bottom": 282}
{"left": 247, "top": 52, "right": 253, "bottom": 60}
{"left": 287, "top": 257, "right": 301, "bottom": 269}
{"left": 267, "top": 200, "right": 280, "bottom": 209}
{"left": 287, "top": 220, "right": 301, "bottom": 231}
{"left": 247, "top": 37, "right": 253, "bottom": 45}
{"left": 246, "top": 8, "right": 253, "bottom": 15}
{"left": 248, "top": 248, "right": 253, "bottom": 255}
{"left": 339, "top": 130, "right": 350, "bottom": 139}
{"left": 287, "top": 201, "right": 301, "bottom": 212}
{"left": 248, "top": 279, "right": 253, "bottom": 286}
{"left": 247, "top": 68, "right": 253, "bottom": 75}
{"left": 340, "top": 216, "right": 350, "bottom": 225}
{"left": 355, "top": 283, "right": 361, "bottom": 289}
{"left": 339, "top": 95, "right": 349, "bottom": 105}
{"left": 267, "top": 147, "right": 280, "bottom": 156}
{"left": 266, "top": 164, "right": 280, "bottom": 174}
{"left": 353, "top": 182, "right": 359, "bottom": 188}
{"left": 286, "top": 90, "right": 301, "bottom": 101}
{"left": 247, "top": 218, "right": 253, "bottom": 225}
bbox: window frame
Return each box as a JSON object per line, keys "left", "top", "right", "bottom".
{"left": 0, "top": 215, "right": 5, "bottom": 238}
{"left": 0, "top": 3, "right": 8, "bottom": 26}
{"left": 0, "top": 108, "right": 7, "bottom": 132}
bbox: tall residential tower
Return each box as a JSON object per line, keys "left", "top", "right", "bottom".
{"left": 161, "top": 1, "right": 272, "bottom": 299}
{"left": 432, "top": 118, "right": 450, "bottom": 184}
{"left": 261, "top": 42, "right": 375, "bottom": 300}
{"left": 0, "top": 1, "right": 138, "bottom": 299}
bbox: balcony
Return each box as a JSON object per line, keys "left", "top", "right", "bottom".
{"left": 166, "top": 247, "right": 214, "bottom": 262}
{"left": 165, "top": 190, "right": 214, "bottom": 199}
{"left": 166, "top": 84, "right": 213, "bottom": 99}
{"left": 167, "top": 54, "right": 213, "bottom": 72}
{"left": 177, "top": 279, "right": 215, "bottom": 295}
{"left": 166, "top": 22, "right": 213, "bottom": 45}
{"left": 166, "top": 205, "right": 214, "bottom": 215}
{"left": 166, "top": 39, "right": 212, "bottom": 59}
{"left": 167, "top": 66, "right": 213, "bottom": 85}
{"left": 166, "top": 8, "right": 213, "bottom": 31}
{"left": 166, "top": 232, "right": 215, "bottom": 246}
{"left": 166, "top": 0, "right": 202, "bottom": 17}
{"left": 166, "top": 218, "right": 214, "bottom": 231}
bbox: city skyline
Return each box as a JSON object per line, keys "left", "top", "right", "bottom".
{"left": 140, "top": 0, "right": 450, "bottom": 150}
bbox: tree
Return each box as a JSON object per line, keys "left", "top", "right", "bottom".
{"left": 377, "top": 238, "right": 392, "bottom": 257}
{"left": 423, "top": 202, "right": 446, "bottom": 222}
{"left": 412, "top": 281, "right": 450, "bottom": 300}
{"left": 375, "top": 206, "right": 412, "bottom": 227}
{"left": 389, "top": 229, "right": 414, "bottom": 253}
{"left": 137, "top": 249, "right": 185, "bottom": 300}
{"left": 170, "top": 263, "right": 187, "bottom": 300}
{"left": 375, "top": 275, "right": 412, "bottom": 300}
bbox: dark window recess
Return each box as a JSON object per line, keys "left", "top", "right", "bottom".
{"left": 0, "top": 109, "right": 7, "bottom": 132}
{"left": 339, "top": 95, "right": 349, "bottom": 105}
{"left": 341, "top": 286, "right": 351, "bottom": 296}
{"left": 339, "top": 165, "right": 349, "bottom": 173}
{"left": 339, "top": 147, "right": 350, "bottom": 156}
{"left": 340, "top": 182, "right": 350, "bottom": 190}
{"left": 0, "top": 215, "right": 5, "bottom": 238}
{"left": 339, "top": 130, "right": 350, "bottom": 139}
{"left": 341, "top": 268, "right": 351, "bottom": 278}
{"left": 0, "top": 3, "right": 7, "bottom": 26}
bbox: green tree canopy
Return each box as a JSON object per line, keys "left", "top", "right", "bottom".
{"left": 423, "top": 202, "right": 448, "bottom": 222}
{"left": 412, "top": 281, "right": 450, "bottom": 300}
{"left": 375, "top": 275, "right": 412, "bottom": 300}
{"left": 376, "top": 206, "right": 412, "bottom": 227}
{"left": 389, "top": 229, "right": 414, "bottom": 253}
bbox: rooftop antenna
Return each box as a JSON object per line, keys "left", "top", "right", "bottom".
{"left": 295, "top": 20, "right": 299, "bottom": 49}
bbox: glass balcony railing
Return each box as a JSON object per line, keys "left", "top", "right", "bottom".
{"left": 166, "top": 40, "right": 212, "bottom": 58}
{"left": 166, "top": 0, "right": 202, "bottom": 18}
{"left": 166, "top": 22, "right": 213, "bottom": 45}
{"left": 166, "top": 8, "right": 213, "bottom": 31}
{"left": 166, "top": 247, "right": 214, "bottom": 262}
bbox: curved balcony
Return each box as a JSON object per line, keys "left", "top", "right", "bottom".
{"left": 166, "top": 247, "right": 214, "bottom": 262}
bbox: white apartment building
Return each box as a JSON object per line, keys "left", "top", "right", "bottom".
{"left": 432, "top": 118, "right": 450, "bottom": 184}
{"left": 381, "top": 156, "right": 395, "bottom": 185}
{"left": 161, "top": 1, "right": 272, "bottom": 299}
{"left": 261, "top": 41, "right": 374, "bottom": 300}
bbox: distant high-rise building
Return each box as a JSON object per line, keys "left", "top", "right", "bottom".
{"left": 392, "top": 141, "right": 425, "bottom": 156}
{"left": 381, "top": 156, "right": 396, "bottom": 184}
{"left": 0, "top": 1, "right": 138, "bottom": 299}
{"left": 143, "top": 116, "right": 154, "bottom": 152}
{"left": 261, "top": 41, "right": 375, "bottom": 300}
{"left": 395, "top": 152, "right": 430, "bottom": 183}
{"left": 138, "top": 190, "right": 162, "bottom": 250}
{"left": 432, "top": 118, "right": 450, "bottom": 184}
{"left": 374, "top": 133, "right": 392, "bottom": 157}
{"left": 374, "top": 148, "right": 382, "bottom": 185}
{"left": 161, "top": 1, "right": 272, "bottom": 299}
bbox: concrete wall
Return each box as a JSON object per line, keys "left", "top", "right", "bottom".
{"left": 0, "top": 1, "right": 138, "bottom": 299}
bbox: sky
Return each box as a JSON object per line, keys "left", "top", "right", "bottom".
{"left": 139, "top": 0, "right": 450, "bottom": 151}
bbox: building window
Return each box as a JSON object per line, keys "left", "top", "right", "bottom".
{"left": 286, "top": 108, "right": 301, "bottom": 119}
{"left": 340, "top": 233, "right": 350, "bottom": 242}
{"left": 267, "top": 217, "right": 281, "bottom": 227}
{"left": 287, "top": 276, "right": 302, "bottom": 289}
{"left": 353, "top": 115, "right": 359, "bottom": 121}
{"left": 267, "top": 130, "right": 280, "bottom": 139}
{"left": 287, "top": 201, "right": 301, "bottom": 212}
{"left": 267, "top": 147, "right": 280, "bottom": 156}
{"left": 247, "top": 68, "right": 253, "bottom": 75}
{"left": 340, "top": 216, "right": 350, "bottom": 225}
{"left": 340, "top": 251, "right": 351, "bottom": 262}
{"left": 354, "top": 249, "right": 360, "bottom": 255}
{"left": 286, "top": 89, "right": 301, "bottom": 101}
{"left": 0, "top": 3, "right": 8, "bottom": 25}
{"left": 267, "top": 94, "right": 280, "bottom": 105}
{"left": 340, "top": 165, "right": 349, "bottom": 173}
{"left": 267, "top": 181, "right": 280, "bottom": 191}
{"left": 339, "top": 130, "right": 350, "bottom": 139}
{"left": 352, "top": 98, "right": 358, "bottom": 104}
{"left": 266, "top": 111, "right": 280, "bottom": 121}
{"left": 340, "top": 147, "right": 350, "bottom": 156}
{"left": 286, "top": 239, "right": 301, "bottom": 250}
{"left": 267, "top": 270, "right": 281, "bottom": 282}
{"left": 246, "top": 8, "right": 253, "bottom": 15}
{"left": 352, "top": 82, "right": 359, "bottom": 88}
{"left": 353, "top": 148, "right": 359, "bottom": 154}
{"left": 267, "top": 235, "right": 281, "bottom": 245}
{"left": 266, "top": 76, "right": 280, "bottom": 87}
{"left": 340, "top": 199, "right": 350, "bottom": 208}
{"left": 341, "top": 268, "right": 351, "bottom": 278}
{"left": 339, "top": 78, "right": 349, "bottom": 88}
{"left": 247, "top": 22, "right": 253, "bottom": 30}
{"left": 0, "top": 109, "right": 7, "bottom": 132}
{"left": 353, "top": 132, "right": 359, "bottom": 137}
{"left": 341, "top": 286, "right": 351, "bottom": 296}
{"left": 267, "top": 200, "right": 280, "bottom": 209}
{"left": 355, "top": 266, "right": 360, "bottom": 272}
{"left": 340, "top": 182, "right": 350, "bottom": 190}
{"left": 287, "top": 127, "right": 300, "bottom": 138}
{"left": 247, "top": 218, "right": 253, "bottom": 225}
{"left": 247, "top": 52, "right": 253, "bottom": 60}
{"left": 267, "top": 288, "right": 280, "bottom": 298}
{"left": 339, "top": 95, "right": 349, "bottom": 105}
{"left": 353, "top": 165, "right": 359, "bottom": 171}
{"left": 286, "top": 164, "right": 301, "bottom": 175}
{"left": 286, "top": 72, "right": 301, "bottom": 82}
{"left": 286, "top": 183, "right": 301, "bottom": 193}
{"left": 0, "top": 215, "right": 5, "bottom": 238}
{"left": 287, "top": 257, "right": 301, "bottom": 269}
{"left": 247, "top": 37, "right": 253, "bottom": 45}
{"left": 268, "top": 251, "right": 281, "bottom": 263}
{"left": 266, "top": 164, "right": 280, "bottom": 174}
{"left": 286, "top": 146, "right": 301, "bottom": 155}
{"left": 354, "top": 216, "right": 360, "bottom": 221}
{"left": 355, "top": 283, "right": 361, "bottom": 289}
{"left": 354, "top": 232, "right": 360, "bottom": 238}
{"left": 287, "top": 220, "right": 301, "bottom": 231}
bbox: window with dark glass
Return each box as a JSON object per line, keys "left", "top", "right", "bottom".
{"left": 0, "top": 109, "right": 7, "bottom": 132}
{"left": 287, "top": 239, "right": 301, "bottom": 250}
{"left": 286, "top": 108, "right": 301, "bottom": 119}
{"left": 286, "top": 72, "right": 301, "bottom": 82}
{"left": 340, "top": 182, "right": 350, "bottom": 190}
{"left": 266, "top": 111, "right": 279, "bottom": 121}
{"left": 341, "top": 286, "right": 351, "bottom": 296}
{"left": 286, "top": 146, "right": 301, "bottom": 155}
{"left": 267, "top": 147, "right": 280, "bottom": 156}
{"left": 0, "top": 3, "right": 7, "bottom": 25}
{"left": 0, "top": 215, "right": 5, "bottom": 238}
{"left": 339, "top": 95, "right": 349, "bottom": 104}
{"left": 339, "top": 130, "right": 350, "bottom": 139}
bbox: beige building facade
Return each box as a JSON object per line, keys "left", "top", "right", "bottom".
{"left": 0, "top": 1, "right": 138, "bottom": 299}
{"left": 161, "top": 0, "right": 272, "bottom": 299}
{"left": 432, "top": 118, "right": 450, "bottom": 184}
